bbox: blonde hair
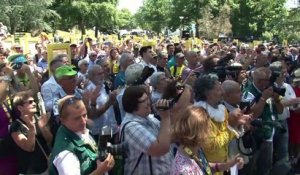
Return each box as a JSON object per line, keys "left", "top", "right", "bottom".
{"left": 172, "top": 106, "right": 210, "bottom": 147}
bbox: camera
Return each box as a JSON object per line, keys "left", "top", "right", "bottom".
{"left": 12, "top": 62, "right": 23, "bottom": 70}
{"left": 269, "top": 71, "right": 286, "bottom": 96}
{"left": 211, "top": 53, "right": 239, "bottom": 82}
{"left": 98, "top": 126, "right": 127, "bottom": 161}
{"left": 133, "top": 66, "right": 154, "bottom": 85}
{"left": 239, "top": 101, "right": 251, "bottom": 111}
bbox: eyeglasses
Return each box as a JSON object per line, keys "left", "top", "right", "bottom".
{"left": 24, "top": 99, "right": 35, "bottom": 105}
{"left": 59, "top": 97, "right": 81, "bottom": 115}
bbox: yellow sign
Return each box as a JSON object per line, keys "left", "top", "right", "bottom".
{"left": 47, "top": 43, "right": 71, "bottom": 75}
{"left": 253, "top": 40, "right": 262, "bottom": 47}
{"left": 282, "top": 39, "right": 288, "bottom": 47}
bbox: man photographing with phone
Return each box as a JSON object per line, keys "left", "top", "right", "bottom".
{"left": 7, "top": 54, "right": 39, "bottom": 94}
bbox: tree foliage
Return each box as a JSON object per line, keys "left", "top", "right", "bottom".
{"left": 117, "top": 9, "right": 137, "bottom": 30}
{"left": 230, "top": 0, "right": 287, "bottom": 39}
{"left": 134, "top": 0, "right": 170, "bottom": 34}
{"left": 0, "top": 0, "right": 296, "bottom": 41}
{"left": 90, "top": 2, "right": 118, "bottom": 33}
{"left": 0, "top": 0, "right": 59, "bottom": 34}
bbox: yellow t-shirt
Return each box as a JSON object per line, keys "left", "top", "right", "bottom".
{"left": 170, "top": 65, "right": 185, "bottom": 79}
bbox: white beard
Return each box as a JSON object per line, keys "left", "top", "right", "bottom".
{"left": 194, "top": 101, "right": 226, "bottom": 122}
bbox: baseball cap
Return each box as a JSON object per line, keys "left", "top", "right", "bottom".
{"left": 293, "top": 68, "right": 300, "bottom": 83}
{"left": 175, "top": 53, "right": 185, "bottom": 59}
{"left": 55, "top": 65, "right": 77, "bottom": 79}
{"left": 7, "top": 54, "right": 27, "bottom": 64}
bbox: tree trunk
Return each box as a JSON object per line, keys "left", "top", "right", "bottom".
{"left": 79, "top": 20, "right": 85, "bottom": 37}
{"left": 195, "top": 21, "right": 200, "bottom": 38}
{"left": 9, "top": 17, "right": 16, "bottom": 35}
{"left": 95, "top": 26, "right": 98, "bottom": 38}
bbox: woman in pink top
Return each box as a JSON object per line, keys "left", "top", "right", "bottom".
{"left": 170, "top": 106, "right": 244, "bottom": 175}
{"left": 0, "top": 66, "right": 17, "bottom": 175}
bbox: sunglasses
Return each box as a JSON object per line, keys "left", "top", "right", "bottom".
{"left": 59, "top": 97, "right": 81, "bottom": 115}
{"left": 24, "top": 99, "right": 35, "bottom": 105}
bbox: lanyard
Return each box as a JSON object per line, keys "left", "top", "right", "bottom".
{"left": 183, "top": 147, "right": 212, "bottom": 175}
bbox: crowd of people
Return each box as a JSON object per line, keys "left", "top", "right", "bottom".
{"left": 0, "top": 29, "right": 300, "bottom": 175}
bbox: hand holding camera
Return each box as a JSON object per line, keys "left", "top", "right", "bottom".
{"left": 95, "top": 153, "right": 115, "bottom": 174}
{"left": 261, "top": 87, "right": 273, "bottom": 101}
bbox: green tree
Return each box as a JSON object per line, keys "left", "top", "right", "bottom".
{"left": 134, "top": 0, "right": 170, "bottom": 35}
{"left": 197, "top": 3, "right": 232, "bottom": 38}
{"left": 230, "top": 0, "right": 287, "bottom": 39}
{"left": 0, "top": 0, "right": 59, "bottom": 34}
{"left": 168, "top": 0, "right": 219, "bottom": 37}
{"left": 272, "top": 8, "right": 300, "bottom": 42}
{"left": 54, "top": 1, "right": 90, "bottom": 34}
{"left": 90, "top": 2, "right": 118, "bottom": 35}
{"left": 117, "top": 9, "right": 137, "bottom": 30}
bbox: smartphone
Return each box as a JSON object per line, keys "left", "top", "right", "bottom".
{"left": 239, "top": 101, "right": 250, "bottom": 110}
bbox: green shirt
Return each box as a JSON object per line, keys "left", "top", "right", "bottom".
{"left": 243, "top": 83, "right": 278, "bottom": 140}
{"left": 49, "top": 125, "right": 98, "bottom": 175}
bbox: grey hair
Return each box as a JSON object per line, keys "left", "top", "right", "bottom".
{"left": 119, "top": 53, "right": 133, "bottom": 67}
{"left": 221, "top": 80, "right": 240, "bottom": 94}
{"left": 252, "top": 67, "right": 271, "bottom": 81}
{"left": 88, "top": 51, "right": 97, "bottom": 57}
{"left": 125, "top": 63, "right": 143, "bottom": 85}
{"left": 53, "top": 53, "right": 68, "bottom": 61}
{"left": 78, "top": 59, "right": 88, "bottom": 67}
{"left": 87, "top": 64, "right": 102, "bottom": 79}
{"left": 186, "top": 51, "right": 197, "bottom": 59}
{"left": 158, "top": 51, "right": 168, "bottom": 60}
{"left": 269, "top": 61, "right": 283, "bottom": 73}
{"left": 193, "top": 73, "right": 219, "bottom": 101}
{"left": 150, "top": 72, "right": 165, "bottom": 88}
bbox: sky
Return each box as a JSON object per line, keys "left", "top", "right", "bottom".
{"left": 285, "top": 0, "right": 299, "bottom": 8}
{"left": 117, "top": 0, "right": 299, "bottom": 14}
{"left": 117, "top": 0, "right": 144, "bottom": 14}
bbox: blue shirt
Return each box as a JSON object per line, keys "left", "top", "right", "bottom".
{"left": 37, "top": 59, "right": 48, "bottom": 70}
{"left": 113, "top": 71, "right": 125, "bottom": 89}
{"left": 120, "top": 113, "right": 173, "bottom": 175}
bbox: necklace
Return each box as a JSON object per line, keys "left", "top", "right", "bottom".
{"left": 183, "top": 147, "right": 212, "bottom": 175}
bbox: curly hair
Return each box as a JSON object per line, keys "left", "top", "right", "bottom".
{"left": 171, "top": 106, "right": 210, "bottom": 147}
{"left": 193, "top": 73, "right": 219, "bottom": 101}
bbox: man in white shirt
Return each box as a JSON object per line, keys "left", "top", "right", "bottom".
{"left": 84, "top": 65, "right": 118, "bottom": 141}
{"left": 41, "top": 54, "right": 67, "bottom": 112}
{"left": 139, "top": 46, "right": 157, "bottom": 72}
